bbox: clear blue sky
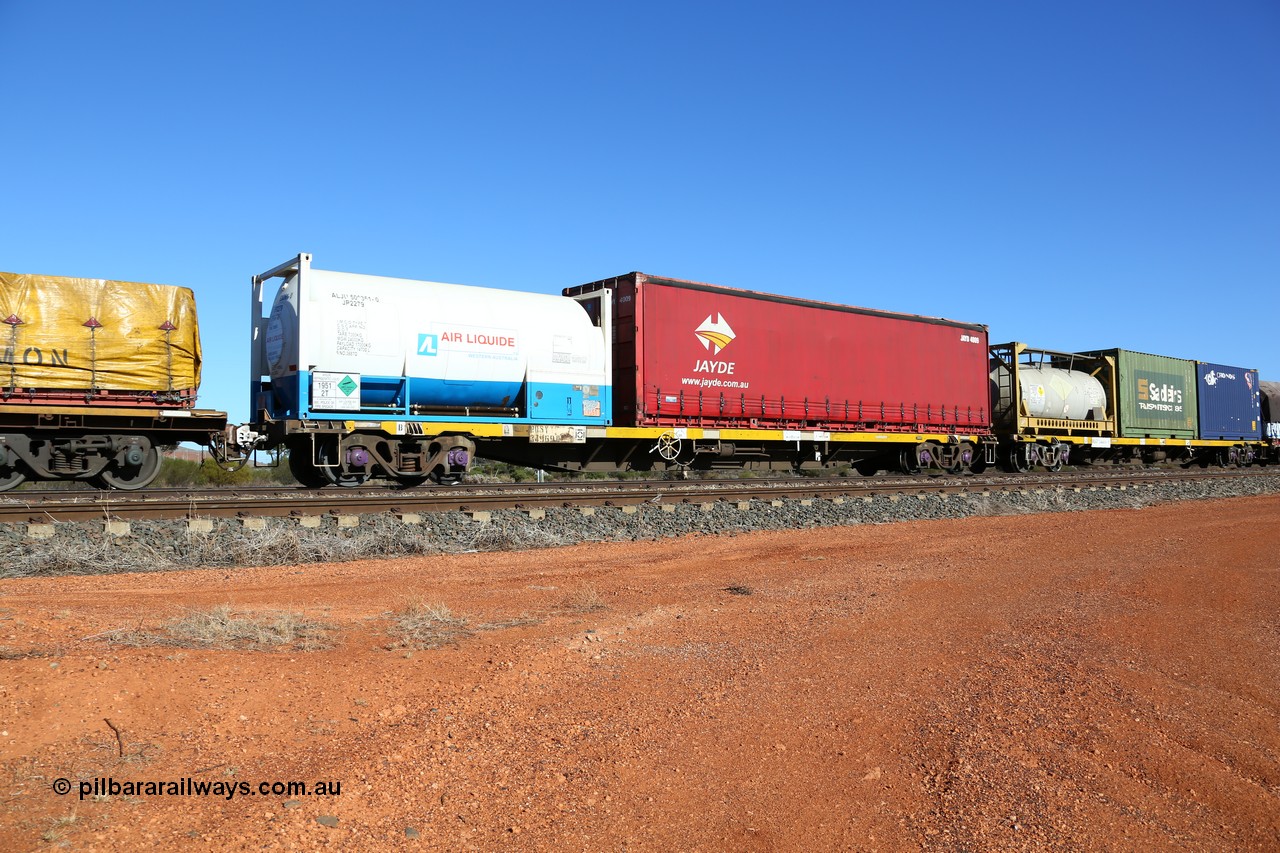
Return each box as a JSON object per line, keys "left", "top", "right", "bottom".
{"left": 2, "top": 1, "right": 1277, "bottom": 423}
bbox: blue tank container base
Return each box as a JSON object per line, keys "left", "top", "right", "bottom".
{"left": 269, "top": 371, "right": 611, "bottom": 426}
{"left": 528, "top": 381, "right": 603, "bottom": 421}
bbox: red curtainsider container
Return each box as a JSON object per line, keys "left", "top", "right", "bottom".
{"left": 566, "top": 273, "right": 991, "bottom": 432}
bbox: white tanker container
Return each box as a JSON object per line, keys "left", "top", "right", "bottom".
{"left": 259, "top": 257, "right": 610, "bottom": 422}
{"left": 991, "top": 364, "right": 1107, "bottom": 420}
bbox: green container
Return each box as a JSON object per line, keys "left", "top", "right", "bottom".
{"left": 1083, "top": 349, "right": 1198, "bottom": 438}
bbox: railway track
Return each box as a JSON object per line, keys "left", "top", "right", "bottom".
{"left": 2, "top": 467, "right": 1275, "bottom": 524}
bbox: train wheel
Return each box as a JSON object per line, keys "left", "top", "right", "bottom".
{"left": 287, "top": 447, "right": 329, "bottom": 488}
{"left": 0, "top": 465, "right": 26, "bottom": 492}
{"left": 898, "top": 447, "right": 921, "bottom": 475}
{"left": 95, "top": 445, "right": 163, "bottom": 490}
{"left": 1007, "top": 445, "right": 1031, "bottom": 474}
{"left": 318, "top": 442, "right": 369, "bottom": 488}
{"left": 430, "top": 472, "right": 463, "bottom": 486}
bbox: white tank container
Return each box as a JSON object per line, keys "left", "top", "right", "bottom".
{"left": 265, "top": 267, "right": 607, "bottom": 411}
{"left": 991, "top": 365, "right": 1107, "bottom": 420}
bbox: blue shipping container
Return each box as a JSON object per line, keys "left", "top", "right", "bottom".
{"left": 1196, "top": 362, "right": 1261, "bottom": 440}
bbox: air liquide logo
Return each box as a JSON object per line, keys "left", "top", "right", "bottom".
{"left": 693, "top": 312, "right": 737, "bottom": 375}
{"left": 695, "top": 313, "right": 735, "bottom": 354}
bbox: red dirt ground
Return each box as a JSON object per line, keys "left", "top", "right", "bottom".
{"left": 2, "top": 496, "right": 1278, "bottom": 851}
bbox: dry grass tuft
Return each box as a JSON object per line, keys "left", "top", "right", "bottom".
{"left": 454, "top": 518, "right": 576, "bottom": 554}
{"left": 386, "top": 601, "right": 473, "bottom": 650}
{"left": 4, "top": 534, "right": 171, "bottom": 578}
{"left": 0, "top": 646, "right": 59, "bottom": 660}
{"left": 382, "top": 599, "right": 541, "bottom": 650}
{"left": 99, "top": 606, "right": 334, "bottom": 651}
{"left": 42, "top": 811, "right": 79, "bottom": 843}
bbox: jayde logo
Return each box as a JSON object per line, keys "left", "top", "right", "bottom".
{"left": 694, "top": 313, "right": 735, "bottom": 355}
{"left": 417, "top": 334, "right": 439, "bottom": 356}
{"left": 693, "top": 312, "right": 737, "bottom": 375}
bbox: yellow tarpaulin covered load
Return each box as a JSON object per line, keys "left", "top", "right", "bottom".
{"left": 0, "top": 271, "right": 203, "bottom": 406}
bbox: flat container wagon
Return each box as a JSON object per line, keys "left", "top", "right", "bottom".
{"left": 1195, "top": 362, "right": 1261, "bottom": 441}
{"left": 248, "top": 253, "right": 612, "bottom": 486}
{"left": 0, "top": 269, "right": 228, "bottom": 490}
{"left": 566, "top": 272, "right": 991, "bottom": 434}
{"left": 986, "top": 343, "right": 1115, "bottom": 471}
{"left": 239, "top": 257, "right": 1274, "bottom": 483}
{"left": 1080, "top": 349, "right": 1198, "bottom": 440}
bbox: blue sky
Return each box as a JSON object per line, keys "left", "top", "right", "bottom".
{"left": 2, "top": 1, "right": 1277, "bottom": 422}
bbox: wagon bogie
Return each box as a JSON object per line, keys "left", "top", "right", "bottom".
{"left": 278, "top": 427, "right": 476, "bottom": 489}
